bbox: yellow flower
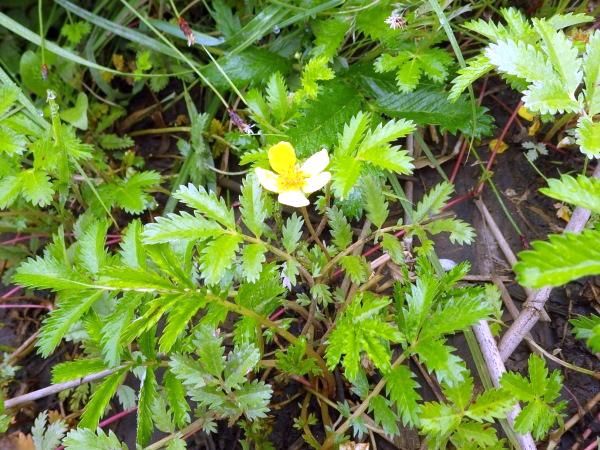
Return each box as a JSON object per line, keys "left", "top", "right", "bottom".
{"left": 255, "top": 141, "right": 331, "bottom": 207}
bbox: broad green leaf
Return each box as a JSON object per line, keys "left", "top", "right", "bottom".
{"left": 452, "top": 421, "right": 498, "bottom": 448}
{"left": 241, "top": 243, "right": 267, "bottom": 283}
{"left": 0, "top": 175, "right": 22, "bottom": 209}
{"left": 240, "top": 173, "right": 267, "bottom": 237}
{"left": 583, "top": 31, "right": 600, "bottom": 115}
{"left": 358, "top": 71, "right": 493, "bottom": 137}
{"left": 362, "top": 176, "right": 389, "bottom": 229}
{"left": 415, "top": 338, "right": 466, "bottom": 386}
{"left": 60, "top": 92, "right": 88, "bottom": 130}
{"left": 0, "top": 84, "right": 19, "bottom": 116}
{"left": 288, "top": 81, "right": 362, "bottom": 158}
{"left": 142, "top": 212, "right": 222, "bottom": 244}
{"left": 79, "top": 369, "right": 126, "bottom": 428}
{"left": 174, "top": 184, "right": 235, "bottom": 229}
{"left": 576, "top": 117, "right": 600, "bottom": 158}
{"left": 540, "top": 174, "right": 600, "bottom": 213}
{"left": 384, "top": 365, "right": 421, "bottom": 426}
{"left": 515, "top": 229, "right": 600, "bottom": 287}
{"left": 514, "top": 400, "right": 556, "bottom": 440}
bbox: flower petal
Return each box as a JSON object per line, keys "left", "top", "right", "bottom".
{"left": 255, "top": 168, "right": 280, "bottom": 193}
{"left": 268, "top": 141, "right": 296, "bottom": 174}
{"left": 278, "top": 190, "right": 309, "bottom": 207}
{"left": 302, "top": 171, "right": 331, "bottom": 194}
{"left": 300, "top": 149, "right": 329, "bottom": 176}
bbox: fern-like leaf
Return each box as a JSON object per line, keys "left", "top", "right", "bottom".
{"left": 174, "top": 184, "right": 235, "bottom": 229}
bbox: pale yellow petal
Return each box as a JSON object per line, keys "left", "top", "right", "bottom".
{"left": 268, "top": 141, "right": 296, "bottom": 174}
{"left": 300, "top": 149, "right": 329, "bottom": 176}
{"left": 255, "top": 168, "right": 280, "bottom": 193}
{"left": 278, "top": 190, "right": 309, "bottom": 207}
{"left": 302, "top": 171, "right": 331, "bottom": 194}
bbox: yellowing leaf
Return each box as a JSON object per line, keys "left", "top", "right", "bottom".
{"left": 489, "top": 139, "right": 508, "bottom": 154}
{"left": 528, "top": 118, "right": 541, "bottom": 136}
{"left": 518, "top": 106, "right": 535, "bottom": 121}
{"left": 553, "top": 202, "right": 571, "bottom": 222}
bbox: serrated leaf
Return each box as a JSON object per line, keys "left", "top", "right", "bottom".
{"left": 164, "top": 370, "right": 190, "bottom": 428}
{"left": 330, "top": 153, "right": 363, "bottom": 199}
{"left": 515, "top": 229, "right": 600, "bottom": 288}
{"left": 540, "top": 174, "right": 600, "bottom": 213}
{"left": 52, "top": 359, "right": 108, "bottom": 383}
{"left": 282, "top": 213, "right": 303, "bottom": 253}
{"left": 514, "top": 400, "right": 556, "bottom": 439}
{"left": 425, "top": 218, "right": 475, "bottom": 245}
{"left": 362, "top": 176, "right": 388, "bottom": 229}
{"left": 0, "top": 84, "right": 19, "bottom": 116}
{"left": 415, "top": 338, "right": 466, "bottom": 386}
{"left": 98, "top": 133, "right": 134, "bottom": 150}
{"left": 174, "top": 184, "right": 235, "bottom": 229}
{"left": 370, "top": 395, "right": 400, "bottom": 436}
{"left": 358, "top": 72, "right": 493, "bottom": 137}
{"left": 199, "top": 234, "right": 242, "bottom": 285}
{"left": 338, "top": 111, "right": 370, "bottom": 156}
{"left": 234, "top": 380, "right": 272, "bottom": 420}
{"left": 449, "top": 55, "right": 494, "bottom": 102}
{"left": 101, "top": 293, "right": 141, "bottom": 366}
{"left": 452, "top": 421, "right": 498, "bottom": 447}
{"left": 396, "top": 58, "right": 421, "bottom": 92}
{"left": 288, "top": 81, "right": 362, "bottom": 158}
{"left": 385, "top": 365, "right": 421, "bottom": 426}
{"left": 523, "top": 80, "right": 581, "bottom": 115}
{"left": 159, "top": 296, "right": 206, "bottom": 353}
{"left": 119, "top": 220, "right": 146, "bottom": 269}
{"left": 381, "top": 233, "right": 404, "bottom": 264}
{"left": 0, "top": 175, "right": 22, "bottom": 209}
{"left": 466, "top": 388, "right": 515, "bottom": 422}
{"left": 339, "top": 255, "right": 370, "bottom": 284}
{"left": 265, "top": 72, "right": 290, "bottom": 122}
{"left": 76, "top": 220, "right": 109, "bottom": 275}
{"left": 240, "top": 173, "right": 267, "bottom": 237}
{"left": 414, "top": 181, "right": 454, "bottom": 222}
{"left": 37, "top": 291, "right": 103, "bottom": 357}
{"left": 485, "top": 39, "right": 555, "bottom": 84}
{"left": 576, "top": 117, "right": 600, "bottom": 158}
{"left": 63, "top": 428, "right": 127, "bottom": 450}
{"left": 137, "top": 367, "right": 157, "bottom": 446}
{"left": 420, "top": 402, "right": 461, "bottom": 437}
{"left": 142, "top": 212, "right": 222, "bottom": 244}
{"left": 327, "top": 206, "right": 352, "bottom": 250}
{"left": 224, "top": 343, "right": 261, "bottom": 389}
{"left": 570, "top": 314, "right": 600, "bottom": 352}
{"left": 19, "top": 169, "right": 54, "bottom": 207}
{"left": 532, "top": 19, "right": 582, "bottom": 94}
{"left": 242, "top": 243, "right": 267, "bottom": 283}
{"left": 297, "top": 56, "right": 335, "bottom": 101}
{"left": 583, "top": 31, "right": 600, "bottom": 116}
{"left": 325, "top": 293, "right": 400, "bottom": 380}
{"left": 79, "top": 369, "right": 126, "bottom": 428}
{"left": 0, "top": 124, "right": 27, "bottom": 155}
{"left": 32, "top": 411, "right": 67, "bottom": 450}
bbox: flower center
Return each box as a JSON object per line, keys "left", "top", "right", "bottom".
{"left": 277, "top": 167, "right": 306, "bottom": 191}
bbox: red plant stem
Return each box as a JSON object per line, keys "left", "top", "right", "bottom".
{"left": 475, "top": 100, "right": 523, "bottom": 196}
{"left": 0, "top": 304, "right": 49, "bottom": 310}
{"left": 2, "top": 286, "right": 22, "bottom": 299}
{"left": 99, "top": 407, "right": 138, "bottom": 427}
{"left": 449, "top": 139, "right": 469, "bottom": 183}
